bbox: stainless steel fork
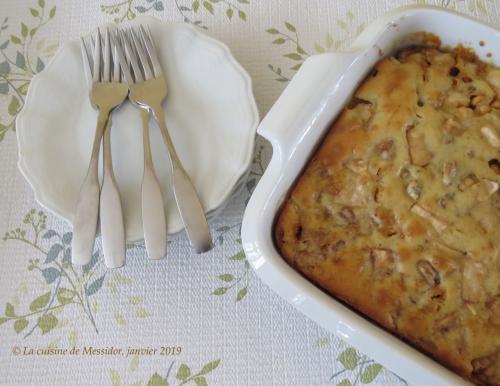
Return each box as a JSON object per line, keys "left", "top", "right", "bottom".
{"left": 74, "top": 29, "right": 128, "bottom": 268}
{"left": 114, "top": 26, "right": 212, "bottom": 253}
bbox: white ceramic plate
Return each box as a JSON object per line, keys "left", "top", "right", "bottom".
{"left": 17, "top": 16, "right": 259, "bottom": 241}
{"left": 241, "top": 5, "right": 498, "bottom": 386}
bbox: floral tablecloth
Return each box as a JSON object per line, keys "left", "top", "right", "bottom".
{"left": 0, "top": 0, "right": 498, "bottom": 385}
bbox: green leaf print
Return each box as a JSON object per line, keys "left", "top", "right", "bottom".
{"left": 5, "top": 302, "right": 15, "bottom": 317}
{"left": 327, "top": 342, "right": 402, "bottom": 385}
{"left": 56, "top": 288, "right": 75, "bottom": 305}
{"left": 360, "top": 364, "right": 382, "bottom": 384}
{"left": 38, "top": 313, "right": 58, "bottom": 334}
{"left": 148, "top": 372, "right": 168, "bottom": 386}
{"left": 337, "top": 348, "right": 359, "bottom": 370}
{"left": 29, "top": 291, "right": 51, "bottom": 311}
{"left": 10, "top": 35, "right": 21, "bottom": 44}
{"left": 110, "top": 369, "right": 121, "bottom": 386}
{"left": 217, "top": 274, "right": 234, "bottom": 282}
{"left": 176, "top": 364, "right": 191, "bottom": 381}
{"left": 129, "top": 356, "right": 140, "bottom": 372}
{"left": 111, "top": 358, "right": 220, "bottom": 386}
{"left": 101, "top": 0, "right": 249, "bottom": 29}
{"left": 212, "top": 287, "right": 228, "bottom": 295}
{"left": 267, "top": 12, "right": 364, "bottom": 82}
{"left": 194, "top": 377, "right": 207, "bottom": 386}
{"left": 0, "top": 3, "right": 58, "bottom": 141}
{"left": 203, "top": 1, "right": 214, "bottom": 14}
{"left": 284, "top": 21, "right": 296, "bottom": 32}
{"left": 13, "top": 318, "right": 28, "bottom": 333}
{"left": 8, "top": 95, "right": 20, "bottom": 115}
{"left": 135, "top": 307, "right": 150, "bottom": 318}
{"left": 236, "top": 287, "right": 247, "bottom": 301}
{"left": 229, "top": 251, "right": 245, "bottom": 261}
{"left": 114, "top": 313, "right": 127, "bottom": 326}
{"left": 2, "top": 209, "right": 150, "bottom": 338}
{"left": 199, "top": 360, "right": 220, "bottom": 375}
{"left": 284, "top": 52, "right": 302, "bottom": 61}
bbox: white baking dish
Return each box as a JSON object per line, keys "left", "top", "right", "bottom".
{"left": 241, "top": 5, "right": 499, "bottom": 386}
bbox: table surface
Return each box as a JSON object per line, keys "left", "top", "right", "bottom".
{"left": 0, "top": 0, "right": 498, "bottom": 385}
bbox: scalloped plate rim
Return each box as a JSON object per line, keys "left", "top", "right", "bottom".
{"left": 16, "top": 16, "right": 259, "bottom": 241}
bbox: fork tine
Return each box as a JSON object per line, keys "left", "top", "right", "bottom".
{"left": 121, "top": 29, "right": 144, "bottom": 82}
{"left": 103, "top": 28, "right": 111, "bottom": 82}
{"left": 111, "top": 30, "right": 133, "bottom": 85}
{"left": 110, "top": 32, "right": 121, "bottom": 82}
{"left": 135, "top": 25, "right": 156, "bottom": 78}
{"left": 139, "top": 25, "right": 162, "bottom": 77}
{"left": 135, "top": 28, "right": 154, "bottom": 80}
{"left": 130, "top": 28, "right": 153, "bottom": 80}
{"left": 80, "top": 37, "right": 92, "bottom": 88}
{"left": 93, "top": 29, "right": 101, "bottom": 83}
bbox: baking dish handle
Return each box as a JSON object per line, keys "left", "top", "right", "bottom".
{"left": 257, "top": 52, "right": 358, "bottom": 151}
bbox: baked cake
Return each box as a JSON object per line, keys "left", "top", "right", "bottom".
{"left": 274, "top": 46, "right": 500, "bottom": 385}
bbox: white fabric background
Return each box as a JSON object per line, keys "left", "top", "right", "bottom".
{"left": 0, "top": 0, "right": 498, "bottom": 385}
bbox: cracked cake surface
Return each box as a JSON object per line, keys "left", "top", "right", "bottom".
{"left": 274, "top": 46, "right": 500, "bottom": 385}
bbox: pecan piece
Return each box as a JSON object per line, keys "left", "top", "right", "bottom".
{"left": 416, "top": 260, "right": 440, "bottom": 287}
{"left": 476, "top": 104, "right": 492, "bottom": 114}
{"left": 446, "top": 90, "right": 468, "bottom": 106}
{"left": 411, "top": 203, "right": 448, "bottom": 232}
{"left": 370, "top": 248, "right": 396, "bottom": 275}
{"left": 344, "top": 158, "right": 367, "bottom": 174}
{"left": 339, "top": 207, "right": 356, "bottom": 224}
{"left": 458, "top": 173, "right": 480, "bottom": 191}
{"left": 480, "top": 178, "right": 499, "bottom": 196}
{"left": 462, "top": 260, "right": 486, "bottom": 303}
{"left": 406, "top": 127, "right": 433, "bottom": 166}
{"left": 371, "top": 207, "right": 398, "bottom": 237}
{"left": 481, "top": 125, "right": 500, "bottom": 148}
{"left": 456, "top": 106, "right": 474, "bottom": 118}
{"left": 443, "top": 118, "right": 465, "bottom": 136}
{"left": 375, "top": 139, "right": 395, "bottom": 160}
{"left": 406, "top": 180, "right": 421, "bottom": 200}
{"left": 442, "top": 161, "right": 457, "bottom": 186}
{"left": 486, "top": 68, "right": 500, "bottom": 89}
{"left": 435, "top": 312, "right": 458, "bottom": 333}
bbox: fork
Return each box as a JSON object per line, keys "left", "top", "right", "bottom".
{"left": 114, "top": 26, "right": 213, "bottom": 253}
{"left": 119, "top": 30, "right": 167, "bottom": 260}
{"left": 74, "top": 29, "right": 128, "bottom": 268}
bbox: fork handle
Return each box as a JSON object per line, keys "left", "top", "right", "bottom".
{"left": 71, "top": 110, "right": 109, "bottom": 265}
{"left": 141, "top": 108, "right": 167, "bottom": 260}
{"left": 100, "top": 115, "right": 126, "bottom": 268}
{"left": 151, "top": 105, "right": 212, "bottom": 253}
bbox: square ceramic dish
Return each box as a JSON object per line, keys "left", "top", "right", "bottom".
{"left": 241, "top": 5, "right": 499, "bottom": 386}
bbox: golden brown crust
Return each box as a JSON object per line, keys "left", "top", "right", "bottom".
{"left": 274, "top": 46, "right": 500, "bottom": 386}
